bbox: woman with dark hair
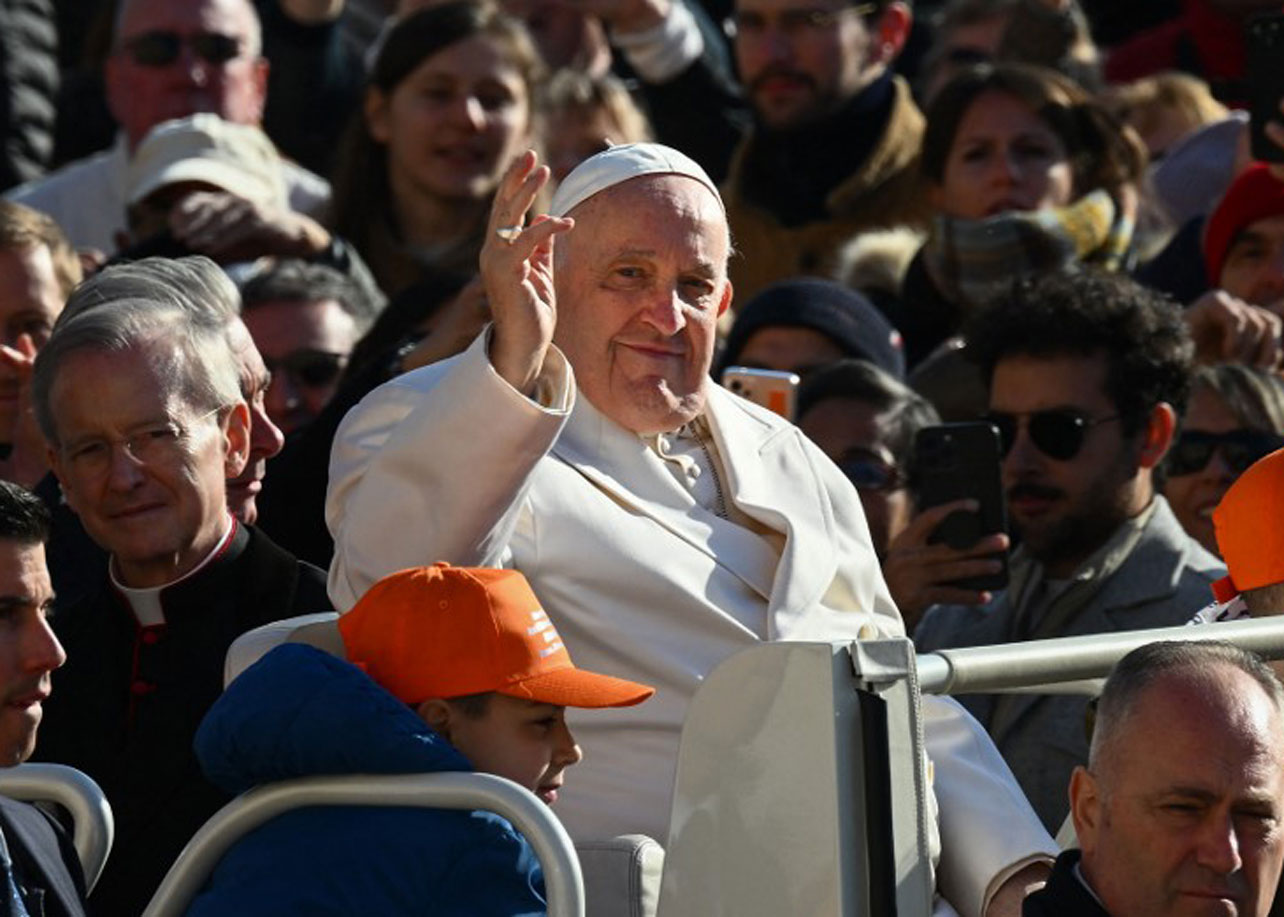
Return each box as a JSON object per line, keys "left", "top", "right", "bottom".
{"left": 895, "top": 62, "right": 1147, "bottom": 367}
{"left": 329, "top": 1, "right": 544, "bottom": 299}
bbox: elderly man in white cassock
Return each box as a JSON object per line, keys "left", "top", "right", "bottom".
{"left": 326, "top": 142, "right": 1058, "bottom": 916}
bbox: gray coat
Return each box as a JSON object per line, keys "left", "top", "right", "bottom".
{"left": 914, "top": 497, "right": 1223, "bottom": 831}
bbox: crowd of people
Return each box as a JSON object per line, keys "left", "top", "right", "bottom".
{"left": 0, "top": 0, "right": 1282, "bottom": 914}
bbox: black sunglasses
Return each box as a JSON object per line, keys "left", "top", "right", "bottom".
{"left": 1165, "top": 429, "right": 1284, "bottom": 477}
{"left": 263, "top": 350, "right": 347, "bottom": 389}
{"left": 121, "top": 30, "right": 243, "bottom": 68}
{"left": 982, "top": 410, "right": 1121, "bottom": 461}
{"left": 837, "top": 452, "right": 905, "bottom": 493}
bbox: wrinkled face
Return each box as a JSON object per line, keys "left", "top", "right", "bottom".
{"left": 554, "top": 176, "right": 732, "bottom": 434}
{"left": 798, "top": 395, "right": 911, "bottom": 558}
{"left": 0, "top": 541, "right": 63, "bottom": 767}
{"left": 932, "top": 90, "right": 1076, "bottom": 220}
{"left": 434, "top": 695, "right": 583, "bottom": 805}
{"left": 1077, "top": 669, "right": 1284, "bottom": 917}
{"left": 1219, "top": 215, "right": 1284, "bottom": 317}
{"left": 47, "top": 342, "right": 250, "bottom": 588}
{"left": 105, "top": 0, "right": 268, "bottom": 151}
{"left": 224, "top": 319, "right": 284, "bottom": 525}
{"left": 0, "top": 246, "right": 64, "bottom": 437}
{"left": 1164, "top": 386, "right": 1244, "bottom": 557}
{"left": 989, "top": 353, "right": 1144, "bottom": 577}
{"left": 367, "top": 34, "right": 532, "bottom": 203}
{"left": 242, "top": 299, "right": 358, "bottom": 438}
{"left": 733, "top": 326, "right": 846, "bottom": 376}
{"left": 734, "top": 0, "right": 883, "bottom": 130}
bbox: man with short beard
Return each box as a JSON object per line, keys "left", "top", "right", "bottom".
{"left": 915, "top": 270, "right": 1224, "bottom": 834}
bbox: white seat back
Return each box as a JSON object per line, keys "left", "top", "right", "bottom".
{"left": 0, "top": 763, "right": 113, "bottom": 891}
{"left": 222, "top": 612, "right": 339, "bottom": 687}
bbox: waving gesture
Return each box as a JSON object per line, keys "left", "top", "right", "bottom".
{"left": 480, "top": 151, "right": 575, "bottom": 396}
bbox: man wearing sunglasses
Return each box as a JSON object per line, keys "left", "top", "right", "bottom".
{"left": 6, "top": 0, "right": 328, "bottom": 258}
{"left": 916, "top": 270, "right": 1225, "bottom": 834}
{"left": 240, "top": 260, "right": 376, "bottom": 437}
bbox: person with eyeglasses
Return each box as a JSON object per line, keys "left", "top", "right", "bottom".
{"left": 25, "top": 265, "right": 330, "bottom": 916}
{"left": 1163, "top": 364, "right": 1284, "bottom": 558}
{"left": 915, "top": 270, "right": 1226, "bottom": 835}
{"left": 240, "top": 260, "right": 376, "bottom": 437}
{"left": 796, "top": 359, "right": 1010, "bottom": 633}
{"left": 5, "top": 0, "right": 330, "bottom": 259}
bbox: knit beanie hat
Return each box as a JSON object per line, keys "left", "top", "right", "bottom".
{"left": 717, "top": 278, "right": 905, "bottom": 379}
{"left": 1203, "top": 163, "right": 1284, "bottom": 284}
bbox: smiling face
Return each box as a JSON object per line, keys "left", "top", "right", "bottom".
{"left": 0, "top": 540, "right": 63, "bottom": 767}
{"left": 1075, "top": 666, "right": 1284, "bottom": 917}
{"left": 423, "top": 694, "right": 583, "bottom": 805}
{"left": 367, "top": 33, "right": 532, "bottom": 204}
{"left": 1164, "top": 385, "right": 1244, "bottom": 556}
{"left": 932, "top": 89, "right": 1076, "bottom": 220}
{"left": 46, "top": 341, "right": 250, "bottom": 588}
{"left": 553, "top": 175, "right": 732, "bottom": 434}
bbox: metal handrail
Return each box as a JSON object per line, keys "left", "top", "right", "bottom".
{"left": 917, "top": 616, "right": 1284, "bottom": 695}
{"left": 0, "top": 763, "right": 113, "bottom": 891}
{"left": 142, "top": 772, "right": 584, "bottom": 917}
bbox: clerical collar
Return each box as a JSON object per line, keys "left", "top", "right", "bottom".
{"left": 111, "top": 516, "right": 238, "bottom": 627}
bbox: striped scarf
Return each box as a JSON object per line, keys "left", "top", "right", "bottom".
{"left": 921, "top": 189, "right": 1135, "bottom": 311}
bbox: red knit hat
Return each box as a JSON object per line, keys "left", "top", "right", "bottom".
{"left": 338, "top": 563, "right": 655, "bottom": 708}
{"left": 1203, "top": 163, "right": 1284, "bottom": 284}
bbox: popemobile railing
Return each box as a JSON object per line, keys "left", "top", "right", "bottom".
{"left": 916, "top": 615, "right": 1284, "bottom": 696}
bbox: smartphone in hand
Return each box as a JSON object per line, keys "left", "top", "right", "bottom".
{"left": 913, "top": 422, "right": 1009, "bottom": 591}
{"left": 722, "top": 366, "right": 800, "bottom": 420}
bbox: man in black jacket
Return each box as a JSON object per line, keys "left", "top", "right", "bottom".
{"left": 0, "top": 479, "right": 85, "bottom": 917}
{"left": 1025, "top": 640, "right": 1284, "bottom": 917}
{"left": 28, "top": 262, "right": 329, "bottom": 916}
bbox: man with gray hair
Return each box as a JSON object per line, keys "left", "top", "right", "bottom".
{"left": 29, "top": 263, "right": 328, "bottom": 915}
{"left": 1024, "top": 640, "right": 1284, "bottom": 916}
{"left": 57, "top": 256, "right": 285, "bottom": 525}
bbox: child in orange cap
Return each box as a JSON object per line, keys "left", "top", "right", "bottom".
{"left": 337, "top": 562, "right": 655, "bottom": 803}
{"left": 189, "top": 564, "right": 652, "bottom": 916}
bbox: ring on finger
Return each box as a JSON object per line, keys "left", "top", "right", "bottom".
{"left": 495, "top": 225, "right": 523, "bottom": 244}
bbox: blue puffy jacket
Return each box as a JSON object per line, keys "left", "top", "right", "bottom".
{"left": 185, "top": 643, "right": 547, "bottom": 916}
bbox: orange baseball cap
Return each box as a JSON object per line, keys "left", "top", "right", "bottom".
{"left": 338, "top": 563, "right": 655, "bottom": 708}
{"left": 1212, "top": 447, "right": 1284, "bottom": 596}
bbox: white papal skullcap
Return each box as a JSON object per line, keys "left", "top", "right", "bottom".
{"left": 549, "top": 142, "right": 723, "bottom": 218}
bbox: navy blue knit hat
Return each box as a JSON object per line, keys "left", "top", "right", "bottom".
{"left": 717, "top": 278, "right": 905, "bottom": 379}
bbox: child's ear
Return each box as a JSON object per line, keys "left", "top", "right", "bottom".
{"left": 417, "top": 698, "right": 454, "bottom": 740}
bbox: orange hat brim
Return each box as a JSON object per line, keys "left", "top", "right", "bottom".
{"left": 498, "top": 668, "right": 655, "bottom": 708}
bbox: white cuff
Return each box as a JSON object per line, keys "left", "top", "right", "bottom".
{"left": 612, "top": 0, "right": 704, "bottom": 84}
